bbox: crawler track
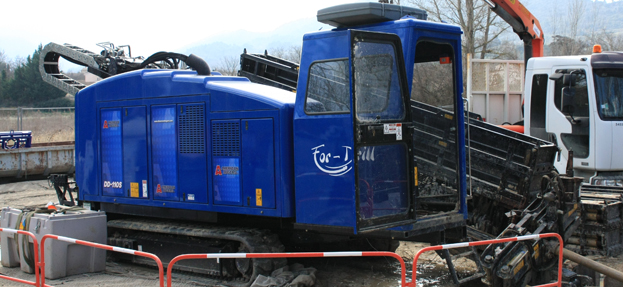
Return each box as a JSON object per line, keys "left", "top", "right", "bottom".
{"left": 108, "top": 218, "right": 287, "bottom": 287}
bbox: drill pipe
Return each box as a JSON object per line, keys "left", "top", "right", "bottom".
{"left": 556, "top": 248, "right": 623, "bottom": 283}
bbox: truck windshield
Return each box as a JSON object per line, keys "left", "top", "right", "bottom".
{"left": 594, "top": 69, "right": 623, "bottom": 120}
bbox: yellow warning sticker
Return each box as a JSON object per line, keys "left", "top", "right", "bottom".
{"left": 533, "top": 244, "right": 540, "bottom": 260}
{"left": 131, "top": 182, "right": 139, "bottom": 198}
{"left": 444, "top": 114, "right": 453, "bottom": 120}
{"left": 414, "top": 167, "right": 419, "bottom": 186}
{"left": 256, "top": 189, "right": 263, "bottom": 207}
{"left": 514, "top": 259, "right": 525, "bottom": 275}
{"left": 438, "top": 141, "right": 448, "bottom": 147}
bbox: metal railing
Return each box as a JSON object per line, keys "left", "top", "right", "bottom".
{"left": 411, "top": 233, "right": 564, "bottom": 287}
{"left": 166, "top": 251, "right": 408, "bottom": 287}
{"left": 0, "top": 230, "right": 565, "bottom": 287}
{"left": 40, "top": 234, "right": 164, "bottom": 287}
{"left": 0, "top": 228, "right": 41, "bottom": 287}
{"left": 0, "top": 107, "right": 74, "bottom": 143}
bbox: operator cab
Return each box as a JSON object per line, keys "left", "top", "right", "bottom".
{"left": 293, "top": 3, "right": 466, "bottom": 236}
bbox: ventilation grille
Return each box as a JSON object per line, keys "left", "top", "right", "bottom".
{"left": 212, "top": 121, "right": 240, "bottom": 157}
{"left": 178, "top": 105, "right": 205, "bottom": 154}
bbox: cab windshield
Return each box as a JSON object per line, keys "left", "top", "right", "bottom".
{"left": 594, "top": 69, "right": 623, "bottom": 120}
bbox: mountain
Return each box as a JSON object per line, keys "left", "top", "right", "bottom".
{"left": 182, "top": 18, "right": 331, "bottom": 68}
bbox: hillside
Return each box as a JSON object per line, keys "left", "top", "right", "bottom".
{"left": 182, "top": 18, "right": 330, "bottom": 68}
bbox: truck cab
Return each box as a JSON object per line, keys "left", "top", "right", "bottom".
{"left": 524, "top": 51, "right": 623, "bottom": 185}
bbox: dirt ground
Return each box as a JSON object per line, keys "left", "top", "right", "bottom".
{"left": 0, "top": 180, "right": 621, "bottom": 287}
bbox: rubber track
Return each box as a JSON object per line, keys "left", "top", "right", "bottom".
{"left": 107, "top": 218, "right": 287, "bottom": 287}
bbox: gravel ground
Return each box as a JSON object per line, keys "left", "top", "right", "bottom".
{"left": 0, "top": 180, "right": 621, "bottom": 287}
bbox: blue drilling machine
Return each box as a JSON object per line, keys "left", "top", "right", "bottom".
{"left": 41, "top": 3, "right": 595, "bottom": 286}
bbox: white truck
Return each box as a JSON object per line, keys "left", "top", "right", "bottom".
{"left": 523, "top": 49, "right": 623, "bottom": 185}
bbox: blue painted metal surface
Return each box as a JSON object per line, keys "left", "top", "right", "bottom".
{"left": 0, "top": 131, "right": 32, "bottom": 149}
{"left": 178, "top": 103, "right": 208, "bottom": 203}
{"left": 123, "top": 106, "right": 148, "bottom": 199}
{"left": 242, "top": 118, "right": 276, "bottom": 209}
{"left": 293, "top": 16, "right": 466, "bottom": 232}
{"left": 151, "top": 105, "right": 178, "bottom": 201}
{"left": 100, "top": 109, "right": 123, "bottom": 197}
{"left": 76, "top": 70, "right": 295, "bottom": 218}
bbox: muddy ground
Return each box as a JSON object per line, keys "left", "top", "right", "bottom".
{"left": 0, "top": 180, "right": 621, "bottom": 286}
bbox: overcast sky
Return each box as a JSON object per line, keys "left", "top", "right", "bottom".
{"left": 0, "top": 0, "right": 365, "bottom": 60}
{"left": 2, "top": 0, "right": 620, "bottom": 61}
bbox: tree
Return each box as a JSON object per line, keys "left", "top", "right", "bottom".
{"left": 268, "top": 45, "right": 302, "bottom": 64}
{"left": 404, "top": 0, "right": 509, "bottom": 60}
{"left": 213, "top": 55, "right": 240, "bottom": 76}
{"left": 547, "top": 0, "right": 587, "bottom": 56}
{"left": 1, "top": 45, "right": 71, "bottom": 107}
{"left": 547, "top": 0, "right": 623, "bottom": 56}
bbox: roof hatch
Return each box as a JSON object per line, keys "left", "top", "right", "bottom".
{"left": 317, "top": 2, "right": 427, "bottom": 28}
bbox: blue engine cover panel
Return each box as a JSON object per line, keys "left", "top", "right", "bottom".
{"left": 242, "top": 118, "right": 276, "bottom": 209}
{"left": 151, "top": 105, "right": 178, "bottom": 201}
{"left": 212, "top": 119, "right": 242, "bottom": 205}
{"left": 101, "top": 109, "right": 123, "bottom": 196}
{"left": 123, "top": 106, "right": 148, "bottom": 199}
{"left": 178, "top": 103, "right": 208, "bottom": 203}
{"left": 76, "top": 70, "right": 295, "bottom": 218}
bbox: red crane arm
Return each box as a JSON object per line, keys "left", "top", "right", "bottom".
{"left": 485, "top": 0, "right": 544, "bottom": 58}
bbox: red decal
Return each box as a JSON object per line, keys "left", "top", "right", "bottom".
{"left": 156, "top": 184, "right": 162, "bottom": 193}
{"left": 215, "top": 165, "right": 222, "bottom": 176}
{"left": 103, "top": 120, "right": 108, "bottom": 129}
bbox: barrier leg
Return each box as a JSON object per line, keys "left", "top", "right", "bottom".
{"left": 0, "top": 228, "right": 40, "bottom": 287}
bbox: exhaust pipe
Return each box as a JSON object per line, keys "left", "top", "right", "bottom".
{"left": 186, "top": 54, "right": 211, "bottom": 76}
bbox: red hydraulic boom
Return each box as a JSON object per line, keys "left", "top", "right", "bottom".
{"left": 485, "top": 0, "right": 544, "bottom": 64}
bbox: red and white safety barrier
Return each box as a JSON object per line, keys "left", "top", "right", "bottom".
{"left": 40, "top": 234, "right": 165, "bottom": 287}
{"left": 411, "top": 233, "right": 564, "bottom": 287}
{"left": 0, "top": 228, "right": 41, "bottom": 287}
{"left": 166, "top": 251, "right": 408, "bottom": 287}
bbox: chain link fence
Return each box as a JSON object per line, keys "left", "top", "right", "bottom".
{"left": 0, "top": 107, "right": 74, "bottom": 143}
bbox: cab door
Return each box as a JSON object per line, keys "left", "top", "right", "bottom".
{"left": 350, "top": 30, "right": 416, "bottom": 232}
{"left": 546, "top": 68, "right": 592, "bottom": 172}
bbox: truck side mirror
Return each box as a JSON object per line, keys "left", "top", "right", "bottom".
{"left": 563, "top": 73, "right": 577, "bottom": 87}
{"left": 561, "top": 86, "right": 576, "bottom": 114}
{"left": 549, "top": 73, "right": 563, "bottom": 81}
